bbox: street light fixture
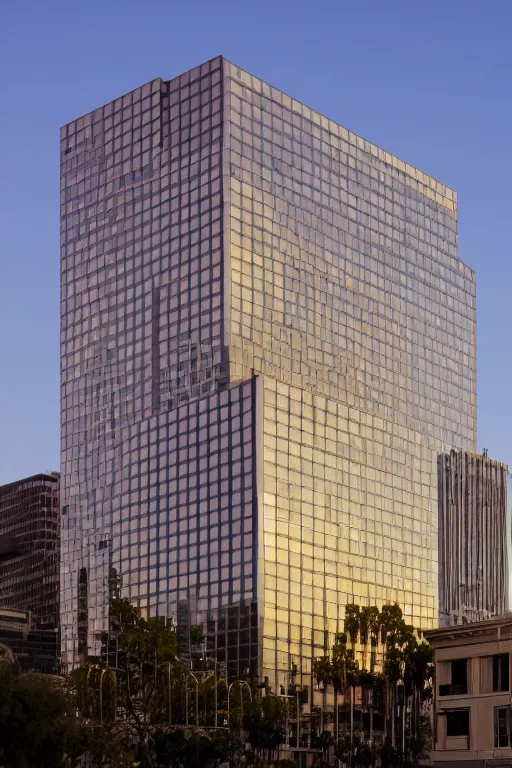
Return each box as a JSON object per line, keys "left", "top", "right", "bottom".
{"left": 227, "top": 679, "right": 252, "bottom": 732}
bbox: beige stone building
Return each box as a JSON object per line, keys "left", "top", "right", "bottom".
{"left": 426, "top": 616, "right": 512, "bottom": 767}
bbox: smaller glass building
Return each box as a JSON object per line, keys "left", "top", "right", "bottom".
{"left": 0, "top": 472, "right": 60, "bottom": 631}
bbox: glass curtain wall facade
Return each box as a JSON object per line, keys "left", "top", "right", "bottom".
{"left": 61, "top": 58, "right": 258, "bottom": 674}
{"left": 60, "top": 57, "right": 476, "bottom": 683}
{"left": 222, "top": 61, "right": 476, "bottom": 687}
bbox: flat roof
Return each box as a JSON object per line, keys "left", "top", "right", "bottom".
{"left": 425, "top": 614, "right": 512, "bottom": 643}
{"left": 0, "top": 471, "right": 59, "bottom": 495}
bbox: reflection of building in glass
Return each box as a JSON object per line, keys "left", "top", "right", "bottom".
{"left": 0, "top": 472, "right": 60, "bottom": 630}
{"left": 0, "top": 607, "right": 58, "bottom": 674}
{"left": 60, "top": 57, "right": 476, "bottom": 685}
{"left": 438, "top": 450, "right": 512, "bottom": 626}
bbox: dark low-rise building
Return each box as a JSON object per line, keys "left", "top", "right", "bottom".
{"left": 0, "top": 472, "right": 60, "bottom": 671}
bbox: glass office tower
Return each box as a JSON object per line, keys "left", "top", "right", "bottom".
{"left": 60, "top": 57, "right": 476, "bottom": 684}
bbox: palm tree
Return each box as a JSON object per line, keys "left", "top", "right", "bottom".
{"left": 358, "top": 670, "right": 381, "bottom": 744}
{"left": 403, "top": 634, "right": 423, "bottom": 750}
{"left": 360, "top": 606, "right": 380, "bottom": 672}
{"left": 345, "top": 652, "right": 360, "bottom": 763}
{"left": 313, "top": 656, "right": 334, "bottom": 692}
{"left": 315, "top": 602, "right": 433, "bottom": 761}
{"left": 380, "top": 603, "right": 412, "bottom": 746}
{"left": 379, "top": 604, "right": 404, "bottom": 647}
{"left": 407, "top": 639, "right": 434, "bottom": 752}
{"left": 313, "top": 654, "right": 336, "bottom": 766}
{"left": 313, "top": 655, "right": 333, "bottom": 738}
{"left": 344, "top": 604, "right": 361, "bottom": 654}
{"left": 331, "top": 632, "right": 349, "bottom": 746}
{"left": 383, "top": 643, "right": 401, "bottom": 746}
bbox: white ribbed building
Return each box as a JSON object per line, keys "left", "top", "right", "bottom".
{"left": 438, "top": 449, "right": 512, "bottom": 626}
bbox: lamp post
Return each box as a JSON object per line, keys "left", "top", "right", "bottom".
{"left": 296, "top": 686, "right": 300, "bottom": 750}
{"left": 227, "top": 680, "right": 252, "bottom": 735}
{"left": 189, "top": 670, "right": 200, "bottom": 726}
{"left": 99, "top": 668, "right": 107, "bottom": 724}
{"left": 166, "top": 661, "right": 172, "bottom": 725}
{"left": 281, "top": 681, "right": 304, "bottom": 750}
{"left": 199, "top": 669, "right": 217, "bottom": 728}
{"left": 174, "top": 655, "right": 199, "bottom": 726}
{"left": 317, "top": 680, "right": 325, "bottom": 735}
{"left": 214, "top": 660, "right": 217, "bottom": 729}
{"left": 289, "top": 662, "right": 301, "bottom": 750}
{"left": 279, "top": 684, "right": 294, "bottom": 749}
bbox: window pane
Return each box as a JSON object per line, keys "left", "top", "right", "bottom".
{"left": 494, "top": 707, "right": 510, "bottom": 748}
{"left": 451, "top": 659, "right": 468, "bottom": 687}
{"left": 446, "top": 710, "right": 469, "bottom": 737}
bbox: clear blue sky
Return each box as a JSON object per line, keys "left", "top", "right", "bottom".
{"left": 1, "top": 0, "right": 511, "bottom": 484}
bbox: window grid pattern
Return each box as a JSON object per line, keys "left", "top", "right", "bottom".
{"left": 222, "top": 61, "right": 476, "bottom": 687}
{"left": 60, "top": 57, "right": 256, "bottom": 667}
{"left": 60, "top": 57, "right": 478, "bottom": 687}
